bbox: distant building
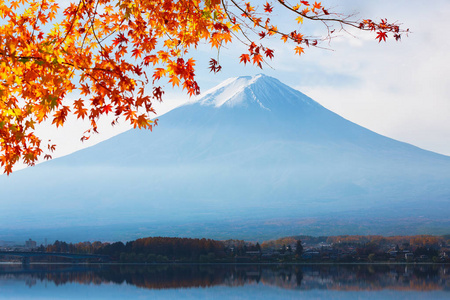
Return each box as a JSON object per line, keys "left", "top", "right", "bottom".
{"left": 25, "top": 239, "right": 36, "bottom": 249}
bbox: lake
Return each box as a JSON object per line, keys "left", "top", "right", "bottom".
{"left": 0, "top": 263, "right": 448, "bottom": 299}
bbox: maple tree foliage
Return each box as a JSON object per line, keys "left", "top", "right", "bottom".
{"left": 0, "top": 0, "right": 407, "bottom": 174}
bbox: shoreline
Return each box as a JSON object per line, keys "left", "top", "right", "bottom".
{"left": 1, "top": 261, "right": 449, "bottom": 266}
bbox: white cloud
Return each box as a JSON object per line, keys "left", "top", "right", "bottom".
{"left": 266, "top": 0, "right": 450, "bottom": 156}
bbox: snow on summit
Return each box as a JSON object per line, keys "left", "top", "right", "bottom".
{"left": 197, "top": 75, "right": 261, "bottom": 108}
{"left": 191, "top": 74, "right": 318, "bottom": 111}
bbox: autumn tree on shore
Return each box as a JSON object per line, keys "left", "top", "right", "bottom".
{"left": 0, "top": 0, "right": 407, "bottom": 174}
{"left": 295, "top": 240, "right": 303, "bottom": 256}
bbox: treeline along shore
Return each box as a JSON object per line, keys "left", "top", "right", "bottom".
{"left": 1, "top": 234, "right": 449, "bottom": 264}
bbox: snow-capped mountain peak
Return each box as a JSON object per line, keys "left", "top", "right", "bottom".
{"left": 197, "top": 75, "right": 261, "bottom": 107}
{"left": 1, "top": 74, "right": 449, "bottom": 241}
{"left": 191, "top": 74, "right": 318, "bottom": 111}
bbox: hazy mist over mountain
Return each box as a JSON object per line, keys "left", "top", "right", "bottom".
{"left": 1, "top": 74, "right": 449, "bottom": 242}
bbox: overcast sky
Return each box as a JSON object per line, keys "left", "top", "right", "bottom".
{"left": 31, "top": 0, "right": 450, "bottom": 168}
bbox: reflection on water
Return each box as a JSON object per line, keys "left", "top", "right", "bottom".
{"left": 0, "top": 263, "right": 448, "bottom": 292}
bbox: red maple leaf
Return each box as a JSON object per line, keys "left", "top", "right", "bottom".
{"left": 101, "top": 104, "right": 113, "bottom": 114}
{"left": 264, "top": 2, "right": 273, "bottom": 13}
{"left": 264, "top": 48, "right": 274, "bottom": 59}
{"left": 376, "top": 31, "right": 388, "bottom": 42}
{"left": 209, "top": 58, "right": 222, "bottom": 73}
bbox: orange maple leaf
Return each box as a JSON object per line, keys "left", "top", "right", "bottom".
{"left": 239, "top": 54, "right": 251, "bottom": 65}
{"left": 294, "top": 46, "right": 304, "bottom": 55}
{"left": 169, "top": 74, "right": 181, "bottom": 87}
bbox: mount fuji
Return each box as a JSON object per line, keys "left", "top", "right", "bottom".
{"left": 1, "top": 74, "right": 449, "bottom": 242}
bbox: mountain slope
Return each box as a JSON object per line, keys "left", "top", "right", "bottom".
{"left": 1, "top": 74, "right": 449, "bottom": 242}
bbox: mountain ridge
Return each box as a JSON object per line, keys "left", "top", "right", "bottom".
{"left": 1, "top": 74, "right": 449, "bottom": 242}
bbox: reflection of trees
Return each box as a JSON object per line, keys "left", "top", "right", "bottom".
{"left": 0, "top": 264, "right": 448, "bottom": 291}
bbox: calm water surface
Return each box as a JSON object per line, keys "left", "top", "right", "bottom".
{"left": 0, "top": 263, "right": 448, "bottom": 299}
